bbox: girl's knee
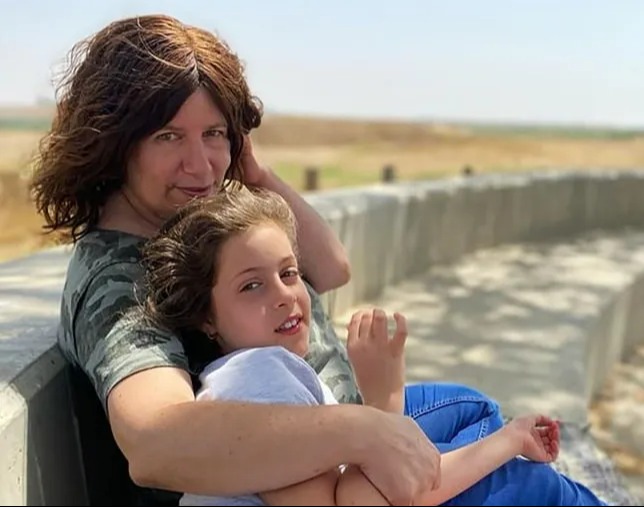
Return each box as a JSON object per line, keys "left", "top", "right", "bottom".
{"left": 406, "top": 382, "right": 500, "bottom": 409}
{"left": 404, "top": 382, "right": 504, "bottom": 435}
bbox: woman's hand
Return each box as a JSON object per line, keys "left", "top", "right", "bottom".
{"left": 239, "top": 134, "right": 270, "bottom": 186}
{"left": 347, "top": 308, "right": 408, "bottom": 413}
{"left": 359, "top": 407, "right": 442, "bottom": 505}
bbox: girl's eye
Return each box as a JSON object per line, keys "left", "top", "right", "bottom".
{"left": 240, "top": 281, "right": 261, "bottom": 292}
{"left": 281, "top": 268, "right": 300, "bottom": 279}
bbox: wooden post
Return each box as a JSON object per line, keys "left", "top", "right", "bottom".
{"left": 304, "top": 166, "right": 319, "bottom": 191}
{"left": 382, "top": 164, "right": 396, "bottom": 183}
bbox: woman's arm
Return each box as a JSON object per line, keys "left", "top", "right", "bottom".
{"left": 107, "top": 366, "right": 441, "bottom": 503}
{"left": 108, "top": 366, "right": 359, "bottom": 494}
{"left": 258, "top": 168, "right": 351, "bottom": 293}
{"left": 241, "top": 136, "right": 350, "bottom": 293}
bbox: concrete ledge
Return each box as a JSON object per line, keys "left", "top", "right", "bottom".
{"left": 3, "top": 169, "right": 644, "bottom": 504}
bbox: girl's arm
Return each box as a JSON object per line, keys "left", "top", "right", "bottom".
{"left": 260, "top": 415, "right": 559, "bottom": 506}
{"left": 415, "top": 416, "right": 559, "bottom": 506}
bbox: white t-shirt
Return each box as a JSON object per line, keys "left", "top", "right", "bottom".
{"left": 180, "top": 346, "right": 338, "bottom": 507}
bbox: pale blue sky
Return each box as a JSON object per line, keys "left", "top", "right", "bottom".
{"left": 1, "top": 0, "right": 643, "bottom": 127}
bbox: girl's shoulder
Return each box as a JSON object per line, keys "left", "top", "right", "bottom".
{"left": 198, "top": 346, "right": 326, "bottom": 406}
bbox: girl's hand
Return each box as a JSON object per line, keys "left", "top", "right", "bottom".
{"left": 507, "top": 414, "right": 560, "bottom": 462}
{"left": 347, "top": 309, "right": 408, "bottom": 413}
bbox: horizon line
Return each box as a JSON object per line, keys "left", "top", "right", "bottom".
{"left": 0, "top": 101, "right": 642, "bottom": 132}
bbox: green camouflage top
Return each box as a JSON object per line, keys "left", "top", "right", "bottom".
{"left": 57, "top": 228, "right": 361, "bottom": 411}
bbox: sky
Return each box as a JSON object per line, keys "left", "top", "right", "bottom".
{"left": 1, "top": 0, "right": 643, "bottom": 127}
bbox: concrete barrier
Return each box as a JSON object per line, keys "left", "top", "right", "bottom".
{"left": 3, "top": 169, "right": 644, "bottom": 505}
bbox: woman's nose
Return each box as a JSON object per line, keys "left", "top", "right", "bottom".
{"left": 182, "top": 140, "right": 211, "bottom": 176}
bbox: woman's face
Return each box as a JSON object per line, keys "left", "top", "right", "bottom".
{"left": 123, "top": 87, "right": 232, "bottom": 227}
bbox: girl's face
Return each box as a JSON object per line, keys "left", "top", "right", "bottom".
{"left": 206, "top": 222, "right": 312, "bottom": 357}
{"left": 123, "top": 87, "right": 232, "bottom": 227}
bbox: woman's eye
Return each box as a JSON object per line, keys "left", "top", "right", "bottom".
{"left": 155, "top": 132, "right": 179, "bottom": 142}
{"left": 205, "top": 129, "right": 227, "bottom": 138}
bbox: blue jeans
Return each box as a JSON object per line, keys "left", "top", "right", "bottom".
{"left": 404, "top": 382, "right": 607, "bottom": 506}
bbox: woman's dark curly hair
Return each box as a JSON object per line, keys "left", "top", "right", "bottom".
{"left": 30, "top": 14, "right": 263, "bottom": 242}
{"left": 141, "top": 185, "right": 298, "bottom": 340}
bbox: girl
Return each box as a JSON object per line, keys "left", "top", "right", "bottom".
{"left": 140, "top": 185, "right": 606, "bottom": 506}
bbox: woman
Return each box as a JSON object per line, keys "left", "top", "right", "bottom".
{"left": 29, "top": 13, "right": 584, "bottom": 507}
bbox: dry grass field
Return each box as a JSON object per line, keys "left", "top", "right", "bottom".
{"left": 2, "top": 107, "right": 644, "bottom": 263}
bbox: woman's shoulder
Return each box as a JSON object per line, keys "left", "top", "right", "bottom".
{"left": 58, "top": 228, "right": 150, "bottom": 363}
{"left": 57, "top": 229, "right": 189, "bottom": 409}
{"left": 63, "top": 229, "right": 146, "bottom": 298}
{"left": 71, "top": 229, "right": 145, "bottom": 274}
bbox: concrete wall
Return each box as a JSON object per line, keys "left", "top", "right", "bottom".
{"left": 2, "top": 169, "right": 644, "bottom": 505}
